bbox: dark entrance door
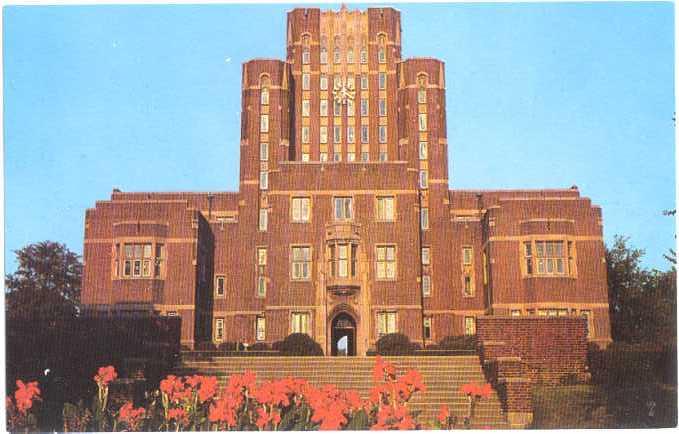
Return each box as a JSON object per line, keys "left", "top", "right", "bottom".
{"left": 331, "top": 313, "right": 356, "bottom": 356}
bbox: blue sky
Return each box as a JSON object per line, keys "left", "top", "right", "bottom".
{"left": 3, "top": 2, "right": 675, "bottom": 272}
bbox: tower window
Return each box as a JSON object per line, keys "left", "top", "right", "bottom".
{"left": 214, "top": 318, "right": 224, "bottom": 342}
{"left": 360, "top": 99, "right": 369, "bottom": 116}
{"left": 320, "top": 48, "right": 328, "bottom": 64}
{"left": 260, "top": 87, "right": 269, "bottom": 105}
{"left": 333, "top": 126, "right": 341, "bottom": 143}
{"left": 302, "top": 73, "right": 310, "bottom": 90}
{"left": 378, "top": 125, "right": 387, "bottom": 143}
{"left": 421, "top": 247, "right": 431, "bottom": 265}
{"left": 422, "top": 275, "right": 431, "bottom": 297}
{"left": 320, "top": 99, "right": 328, "bottom": 117}
{"left": 378, "top": 72, "right": 387, "bottom": 89}
{"left": 378, "top": 99, "right": 387, "bottom": 116}
{"left": 347, "top": 126, "right": 355, "bottom": 143}
{"left": 361, "top": 126, "right": 369, "bottom": 143}
{"left": 347, "top": 48, "right": 354, "bottom": 64}
{"left": 420, "top": 208, "right": 429, "bottom": 230}
{"left": 301, "top": 126, "right": 310, "bottom": 143}
{"left": 334, "top": 100, "right": 342, "bottom": 116}
{"left": 360, "top": 74, "right": 369, "bottom": 90}
{"left": 423, "top": 317, "right": 432, "bottom": 339}
{"left": 347, "top": 99, "right": 355, "bottom": 117}
{"left": 260, "top": 142, "right": 269, "bottom": 161}
{"left": 260, "top": 115, "right": 269, "bottom": 133}
{"left": 419, "top": 142, "right": 428, "bottom": 160}
{"left": 419, "top": 170, "right": 428, "bottom": 189}
{"left": 258, "top": 209, "right": 267, "bottom": 231}
{"left": 302, "top": 100, "right": 310, "bottom": 117}
{"left": 320, "top": 74, "right": 328, "bottom": 90}
{"left": 334, "top": 47, "right": 341, "bottom": 64}
{"left": 320, "top": 126, "right": 328, "bottom": 143}
{"left": 418, "top": 113, "right": 428, "bottom": 131}
{"left": 360, "top": 47, "right": 368, "bottom": 64}
{"left": 215, "top": 275, "right": 225, "bottom": 297}
{"left": 259, "top": 171, "right": 268, "bottom": 190}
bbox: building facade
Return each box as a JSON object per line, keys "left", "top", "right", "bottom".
{"left": 81, "top": 6, "right": 612, "bottom": 353}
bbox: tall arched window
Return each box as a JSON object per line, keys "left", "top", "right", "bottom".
{"left": 378, "top": 34, "right": 387, "bottom": 64}
{"left": 417, "top": 74, "right": 427, "bottom": 104}
{"left": 320, "top": 36, "right": 328, "bottom": 64}
{"left": 302, "top": 35, "right": 311, "bottom": 64}
{"left": 260, "top": 75, "right": 271, "bottom": 105}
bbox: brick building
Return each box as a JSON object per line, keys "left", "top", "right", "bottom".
{"left": 81, "top": 6, "right": 612, "bottom": 353}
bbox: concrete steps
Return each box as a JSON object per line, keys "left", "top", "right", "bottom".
{"left": 176, "top": 355, "right": 508, "bottom": 428}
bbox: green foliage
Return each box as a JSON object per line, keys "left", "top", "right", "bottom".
{"left": 588, "top": 342, "right": 677, "bottom": 386}
{"left": 274, "top": 333, "right": 324, "bottom": 356}
{"left": 345, "top": 409, "right": 370, "bottom": 430}
{"left": 5, "top": 241, "right": 83, "bottom": 320}
{"left": 375, "top": 333, "right": 417, "bottom": 355}
{"left": 606, "top": 235, "right": 676, "bottom": 345}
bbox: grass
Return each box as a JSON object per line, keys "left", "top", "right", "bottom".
{"left": 531, "top": 383, "right": 677, "bottom": 428}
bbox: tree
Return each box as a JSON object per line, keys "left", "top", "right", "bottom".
{"left": 5, "top": 241, "right": 83, "bottom": 320}
{"left": 606, "top": 235, "right": 676, "bottom": 345}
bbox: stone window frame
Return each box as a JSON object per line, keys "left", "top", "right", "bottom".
{"left": 375, "top": 244, "right": 397, "bottom": 281}
{"left": 290, "top": 245, "right": 313, "bottom": 281}
{"left": 290, "top": 311, "right": 312, "bottom": 335}
{"left": 375, "top": 195, "right": 396, "bottom": 222}
{"left": 255, "top": 315, "right": 266, "bottom": 341}
{"left": 291, "top": 196, "right": 312, "bottom": 223}
{"left": 376, "top": 311, "right": 397, "bottom": 337}
{"left": 519, "top": 236, "right": 578, "bottom": 279}
{"left": 214, "top": 317, "right": 225, "bottom": 342}
{"left": 422, "top": 274, "right": 432, "bottom": 297}
{"left": 113, "top": 239, "right": 166, "bottom": 280}
{"left": 214, "top": 275, "right": 226, "bottom": 298}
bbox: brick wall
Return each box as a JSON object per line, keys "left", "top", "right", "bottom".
{"left": 476, "top": 315, "right": 588, "bottom": 384}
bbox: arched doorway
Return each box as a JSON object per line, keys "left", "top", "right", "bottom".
{"left": 331, "top": 313, "right": 356, "bottom": 356}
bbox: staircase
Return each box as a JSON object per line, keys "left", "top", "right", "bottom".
{"left": 176, "top": 355, "right": 509, "bottom": 428}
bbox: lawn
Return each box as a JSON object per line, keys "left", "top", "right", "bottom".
{"left": 531, "top": 383, "right": 677, "bottom": 428}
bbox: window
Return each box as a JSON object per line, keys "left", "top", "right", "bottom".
{"left": 360, "top": 99, "right": 369, "bottom": 116}
{"left": 259, "top": 171, "right": 268, "bottom": 190}
{"left": 320, "top": 47, "right": 328, "bottom": 64}
{"left": 376, "top": 245, "right": 396, "bottom": 280}
{"left": 320, "top": 100, "right": 328, "bottom": 117}
{"left": 419, "top": 142, "right": 428, "bottom": 160}
{"left": 418, "top": 113, "right": 427, "bottom": 131}
{"left": 347, "top": 126, "right": 355, "bottom": 143}
{"left": 334, "top": 47, "right": 341, "bottom": 64}
{"left": 259, "top": 208, "right": 267, "bottom": 231}
{"left": 122, "top": 243, "right": 153, "bottom": 278}
{"left": 320, "top": 152, "right": 328, "bottom": 162}
{"left": 347, "top": 152, "right": 355, "bottom": 162}
{"left": 333, "top": 152, "right": 342, "bottom": 162}
{"left": 258, "top": 247, "right": 267, "bottom": 266}
{"left": 334, "top": 197, "right": 353, "bottom": 221}
{"left": 320, "top": 75, "right": 328, "bottom": 90}
{"left": 347, "top": 48, "right": 354, "bottom": 64}
{"left": 422, "top": 247, "right": 430, "bottom": 265}
{"left": 256, "top": 316, "right": 266, "bottom": 341}
{"left": 360, "top": 47, "right": 368, "bottom": 64}
{"left": 302, "top": 152, "right": 310, "bottom": 162}
{"left": 301, "top": 126, "right": 310, "bottom": 144}
{"left": 260, "top": 143, "right": 269, "bottom": 161}
{"left": 292, "top": 197, "right": 311, "bottom": 222}
{"left": 334, "top": 100, "right": 342, "bottom": 116}
{"left": 511, "top": 310, "right": 521, "bottom": 317}
{"left": 215, "top": 275, "right": 225, "bottom": 297}
{"left": 568, "top": 241, "right": 575, "bottom": 275}
{"left": 347, "top": 100, "right": 355, "bottom": 117}
{"left": 422, "top": 275, "right": 431, "bottom": 297}
{"left": 581, "top": 310, "right": 592, "bottom": 337}
{"left": 154, "top": 244, "right": 165, "bottom": 278}
{"left": 420, "top": 208, "right": 429, "bottom": 230}
{"left": 378, "top": 125, "right": 387, "bottom": 143}
{"left": 333, "top": 126, "right": 341, "bottom": 143}
{"left": 524, "top": 242, "right": 533, "bottom": 275}
{"left": 302, "top": 49, "right": 310, "bottom": 65}
{"left": 291, "top": 246, "right": 312, "bottom": 280}
{"left": 320, "top": 126, "right": 328, "bottom": 143}
{"left": 419, "top": 170, "right": 428, "bottom": 189}
{"left": 261, "top": 87, "right": 269, "bottom": 105}
{"left": 302, "top": 73, "right": 310, "bottom": 90}
{"left": 360, "top": 74, "right": 368, "bottom": 90}
{"left": 464, "top": 276, "right": 473, "bottom": 297}
{"left": 337, "top": 244, "right": 350, "bottom": 277}
{"left": 361, "top": 126, "right": 369, "bottom": 143}
{"left": 379, "top": 151, "right": 388, "bottom": 162}
{"left": 378, "top": 99, "right": 387, "bottom": 116}
{"left": 214, "top": 318, "right": 224, "bottom": 342}
{"left": 257, "top": 276, "right": 266, "bottom": 297}
{"left": 378, "top": 47, "right": 386, "bottom": 64}
{"left": 333, "top": 74, "right": 341, "bottom": 89}
{"left": 376, "top": 196, "right": 395, "bottom": 221}
{"left": 463, "top": 247, "right": 473, "bottom": 265}
{"left": 423, "top": 317, "right": 432, "bottom": 340}
{"left": 347, "top": 75, "right": 355, "bottom": 90}
{"left": 464, "top": 317, "right": 476, "bottom": 335}
{"left": 302, "top": 100, "right": 310, "bottom": 117}
{"left": 291, "top": 312, "right": 310, "bottom": 334}
{"left": 524, "top": 240, "right": 568, "bottom": 276}
{"left": 377, "top": 312, "right": 396, "bottom": 337}
{"left": 378, "top": 72, "right": 386, "bottom": 89}
{"left": 260, "top": 115, "right": 269, "bottom": 133}
{"left": 417, "top": 87, "right": 426, "bottom": 104}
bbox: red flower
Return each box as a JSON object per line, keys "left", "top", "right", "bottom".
{"left": 437, "top": 404, "right": 450, "bottom": 424}
{"left": 118, "top": 401, "right": 145, "bottom": 430}
{"left": 167, "top": 407, "right": 188, "bottom": 425}
{"left": 460, "top": 383, "right": 477, "bottom": 396}
{"left": 94, "top": 366, "right": 117, "bottom": 387}
{"left": 373, "top": 356, "right": 396, "bottom": 382}
{"left": 14, "top": 380, "right": 41, "bottom": 414}
{"left": 209, "top": 397, "right": 238, "bottom": 427}
{"left": 476, "top": 383, "right": 492, "bottom": 399}
{"left": 197, "top": 376, "right": 218, "bottom": 403}
{"left": 255, "top": 407, "right": 271, "bottom": 430}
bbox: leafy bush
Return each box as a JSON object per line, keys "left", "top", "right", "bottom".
{"left": 375, "top": 333, "right": 417, "bottom": 355}
{"left": 275, "top": 333, "right": 323, "bottom": 356}
{"left": 217, "top": 342, "right": 237, "bottom": 351}
{"left": 588, "top": 342, "right": 677, "bottom": 385}
{"left": 437, "top": 335, "right": 477, "bottom": 351}
{"left": 249, "top": 342, "right": 271, "bottom": 351}
{"left": 194, "top": 342, "right": 216, "bottom": 351}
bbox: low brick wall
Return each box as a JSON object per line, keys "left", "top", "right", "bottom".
{"left": 476, "top": 316, "right": 588, "bottom": 384}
